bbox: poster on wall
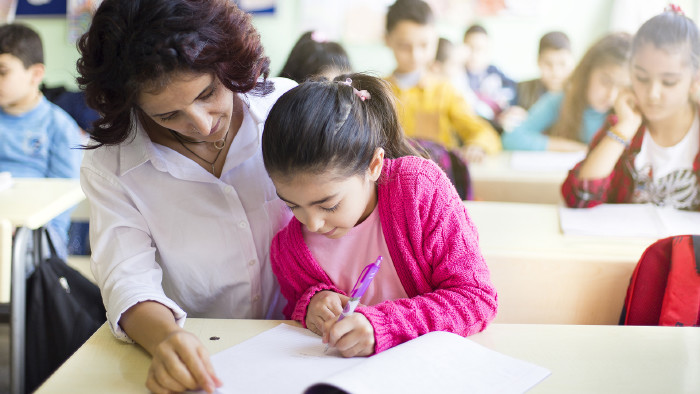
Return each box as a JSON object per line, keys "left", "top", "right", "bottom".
{"left": 237, "top": 0, "right": 277, "bottom": 15}
{"left": 0, "top": 0, "right": 18, "bottom": 23}
{"left": 15, "top": 0, "right": 66, "bottom": 16}
{"left": 67, "top": 0, "right": 101, "bottom": 43}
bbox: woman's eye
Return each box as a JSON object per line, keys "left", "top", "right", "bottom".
{"left": 200, "top": 86, "right": 216, "bottom": 100}
{"left": 159, "top": 113, "right": 177, "bottom": 122}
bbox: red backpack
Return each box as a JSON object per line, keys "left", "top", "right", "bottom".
{"left": 620, "top": 235, "right": 700, "bottom": 326}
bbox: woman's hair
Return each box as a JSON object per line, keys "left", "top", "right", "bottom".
{"left": 262, "top": 73, "right": 420, "bottom": 181}
{"left": 549, "top": 32, "right": 632, "bottom": 141}
{"left": 77, "top": 0, "right": 271, "bottom": 147}
{"left": 632, "top": 9, "right": 700, "bottom": 71}
{"left": 278, "top": 31, "right": 352, "bottom": 83}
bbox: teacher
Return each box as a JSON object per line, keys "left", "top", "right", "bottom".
{"left": 76, "top": 0, "right": 294, "bottom": 392}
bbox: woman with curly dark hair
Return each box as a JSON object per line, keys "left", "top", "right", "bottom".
{"left": 76, "top": 1, "right": 295, "bottom": 392}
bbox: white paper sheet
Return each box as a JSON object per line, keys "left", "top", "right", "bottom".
{"left": 559, "top": 204, "right": 700, "bottom": 238}
{"left": 208, "top": 324, "right": 550, "bottom": 394}
{"left": 510, "top": 151, "right": 586, "bottom": 172}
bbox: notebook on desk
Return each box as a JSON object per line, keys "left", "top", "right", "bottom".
{"left": 559, "top": 203, "right": 700, "bottom": 238}
{"left": 0, "top": 172, "right": 12, "bottom": 193}
{"left": 208, "top": 324, "right": 550, "bottom": 394}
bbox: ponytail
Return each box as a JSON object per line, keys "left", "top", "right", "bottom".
{"left": 262, "top": 73, "right": 419, "bottom": 179}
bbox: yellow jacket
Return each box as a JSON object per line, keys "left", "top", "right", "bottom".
{"left": 386, "top": 74, "right": 502, "bottom": 154}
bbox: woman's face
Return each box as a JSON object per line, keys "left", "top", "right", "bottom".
{"left": 137, "top": 72, "right": 234, "bottom": 142}
{"left": 630, "top": 42, "right": 697, "bottom": 123}
{"left": 586, "top": 63, "right": 629, "bottom": 113}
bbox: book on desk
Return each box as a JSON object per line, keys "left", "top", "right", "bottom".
{"left": 208, "top": 324, "right": 550, "bottom": 394}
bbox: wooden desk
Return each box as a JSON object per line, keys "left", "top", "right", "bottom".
{"left": 465, "top": 201, "right": 657, "bottom": 325}
{"left": 0, "top": 178, "right": 86, "bottom": 394}
{"left": 37, "top": 319, "right": 700, "bottom": 393}
{"left": 469, "top": 151, "right": 572, "bottom": 204}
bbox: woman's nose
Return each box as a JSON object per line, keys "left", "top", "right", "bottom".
{"left": 187, "top": 106, "right": 212, "bottom": 136}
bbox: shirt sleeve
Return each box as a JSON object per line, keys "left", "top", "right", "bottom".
{"left": 357, "top": 160, "right": 498, "bottom": 353}
{"left": 446, "top": 85, "right": 502, "bottom": 154}
{"left": 47, "top": 112, "right": 83, "bottom": 179}
{"left": 81, "top": 163, "right": 187, "bottom": 343}
{"left": 502, "top": 92, "right": 562, "bottom": 151}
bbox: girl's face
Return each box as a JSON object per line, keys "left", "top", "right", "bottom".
{"left": 137, "top": 71, "right": 234, "bottom": 142}
{"left": 630, "top": 42, "right": 697, "bottom": 123}
{"left": 586, "top": 63, "right": 629, "bottom": 113}
{"left": 272, "top": 150, "right": 384, "bottom": 240}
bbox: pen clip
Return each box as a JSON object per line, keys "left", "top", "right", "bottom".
{"left": 349, "top": 256, "right": 382, "bottom": 299}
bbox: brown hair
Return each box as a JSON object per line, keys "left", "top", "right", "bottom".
{"left": 549, "top": 32, "right": 631, "bottom": 141}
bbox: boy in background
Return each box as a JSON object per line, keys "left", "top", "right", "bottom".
{"left": 0, "top": 23, "right": 83, "bottom": 256}
{"left": 384, "top": 0, "right": 501, "bottom": 163}
{"left": 517, "top": 31, "right": 574, "bottom": 110}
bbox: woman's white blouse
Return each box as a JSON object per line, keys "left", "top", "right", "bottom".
{"left": 81, "top": 79, "right": 296, "bottom": 341}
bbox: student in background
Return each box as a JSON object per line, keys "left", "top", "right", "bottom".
{"left": 0, "top": 23, "right": 82, "bottom": 256}
{"left": 77, "top": 0, "right": 297, "bottom": 392}
{"left": 262, "top": 74, "right": 497, "bottom": 357}
{"left": 463, "top": 24, "right": 518, "bottom": 120}
{"left": 517, "top": 31, "right": 575, "bottom": 110}
{"left": 279, "top": 30, "right": 352, "bottom": 83}
{"left": 563, "top": 6, "right": 700, "bottom": 210}
{"left": 502, "top": 32, "right": 632, "bottom": 151}
{"left": 384, "top": 0, "right": 501, "bottom": 163}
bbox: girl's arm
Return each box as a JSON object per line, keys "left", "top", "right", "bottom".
{"left": 501, "top": 92, "right": 561, "bottom": 151}
{"left": 357, "top": 160, "right": 498, "bottom": 353}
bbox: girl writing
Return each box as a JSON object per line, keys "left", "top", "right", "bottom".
{"left": 503, "top": 32, "right": 632, "bottom": 151}
{"left": 261, "top": 73, "right": 497, "bottom": 357}
{"left": 562, "top": 6, "right": 700, "bottom": 209}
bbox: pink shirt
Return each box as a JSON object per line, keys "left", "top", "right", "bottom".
{"left": 303, "top": 207, "right": 409, "bottom": 306}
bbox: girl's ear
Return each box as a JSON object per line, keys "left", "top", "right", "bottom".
{"left": 368, "top": 148, "right": 385, "bottom": 182}
{"left": 690, "top": 69, "right": 700, "bottom": 104}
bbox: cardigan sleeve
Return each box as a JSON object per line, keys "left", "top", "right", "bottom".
{"left": 269, "top": 221, "right": 343, "bottom": 323}
{"left": 357, "top": 158, "right": 498, "bottom": 353}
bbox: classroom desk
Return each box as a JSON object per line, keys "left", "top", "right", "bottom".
{"left": 0, "top": 178, "right": 86, "bottom": 394}
{"left": 37, "top": 319, "right": 700, "bottom": 393}
{"left": 464, "top": 201, "right": 657, "bottom": 325}
{"left": 469, "top": 151, "right": 571, "bottom": 204}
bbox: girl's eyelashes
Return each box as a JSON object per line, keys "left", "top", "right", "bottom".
{"left": 285, "top": 205, "right": 298, "bottom": 212}
{"left": 662, "top": 80, "right": 679, "bottom": 87}
{"left": 321, "top": 202, "right": 340, "bottom": 213}
{"left": 635, "top": 75, "right": 649, "bottom": 84}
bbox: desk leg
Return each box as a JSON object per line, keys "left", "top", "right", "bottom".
{"left": 0, "top": 219, "right": 11, "bottom": 304}
{"left": 10, "top": 227, "right": 31, "bottom": 394}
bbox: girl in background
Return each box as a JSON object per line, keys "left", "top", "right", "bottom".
{"left": 262, "top": 73, "right": 497, "bottom": 357}
{"left": 503, "top": 32, "right": 632, "bottom": 151}
{"left": 279, "top": 31, "right": 352, "bottom": 83}
{"left": 563, "top": 6, "right": 700, "bottom": 210}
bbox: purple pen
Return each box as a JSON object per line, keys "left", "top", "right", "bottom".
{"left": 325, "top": 256, "right": 381, "bottom": 352}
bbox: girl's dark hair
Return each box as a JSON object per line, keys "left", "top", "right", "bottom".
{"left": 549, "top": 32, "right": 631, "bottom": 141}
{"left": 77, "top": 0, "right": 272, "bottom": 147}
{"left": 539, "top": 31, "right": 571, "bottom": 55}
{"left": 386, "top": 0, "right": 434, "bottom": 33}
{"left": 633, "top": 10, "right": 700, "bottom": 71}
{"left": 278, "top": 31, "right": 352, "bottom": 83}
{"left": 0, "top": 23, "right": 43, "bottom": 67}
{"left": 262, "top": 73, "right": 420, "bottom": 180}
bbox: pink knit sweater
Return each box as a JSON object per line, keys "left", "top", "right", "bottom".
{"left": 270, "top": 156, "right": 498, "bottom": 353}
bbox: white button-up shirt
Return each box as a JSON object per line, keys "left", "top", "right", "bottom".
{"left": 81, "top": 78, "right": 296, "bottom": 341}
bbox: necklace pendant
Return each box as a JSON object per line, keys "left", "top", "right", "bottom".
{"left": 213, "top": 138, "right": 226, "bottom": 150}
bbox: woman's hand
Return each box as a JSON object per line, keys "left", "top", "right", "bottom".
{"left": 146, "top": 329, "right": 222, "bottom": 393}
{"left": 306, "top": 290, "right": 349, "bottom": 336}
{"left": 323, "top": 313, "right": 376, "bottom": 357}
{"left": 613, "top": 88, "right": 643, "bottom": 139}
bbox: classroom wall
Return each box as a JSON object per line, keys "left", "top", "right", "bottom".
{"left": 15, "top": 0, "right": 700, "bottom": 90}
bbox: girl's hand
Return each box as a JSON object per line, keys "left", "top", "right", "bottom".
{"left": 324, "top": 313, "right": 376, "bottom": 357}
{"left": 306, "top": 290, "right": 348, "bottom": 336}
{"left": 146, "top": 329, "right": 221, "bottom": 394}
{"left": 613, "top": 88, "right": 643, "bottom": 139}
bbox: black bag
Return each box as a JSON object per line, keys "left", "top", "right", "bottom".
{"left": 24, "top": 232, "right": 106, "bottom": 393}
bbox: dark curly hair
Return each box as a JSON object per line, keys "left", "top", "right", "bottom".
{"left": 77, "top": 0, "right": 272, "bottom": 146}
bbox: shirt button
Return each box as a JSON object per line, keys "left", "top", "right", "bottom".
{"left": 238, "top": 221, "right": 248, "bottom": 229}
{"left": 248, "top": 259, "right": 256, "bottom": 266}
{"left": 223, "top": 185, "right": 234, "bottom": 194}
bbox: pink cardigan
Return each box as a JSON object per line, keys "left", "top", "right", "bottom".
{"left": 270, "top": 156, "right": 497, "bottom": 353}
